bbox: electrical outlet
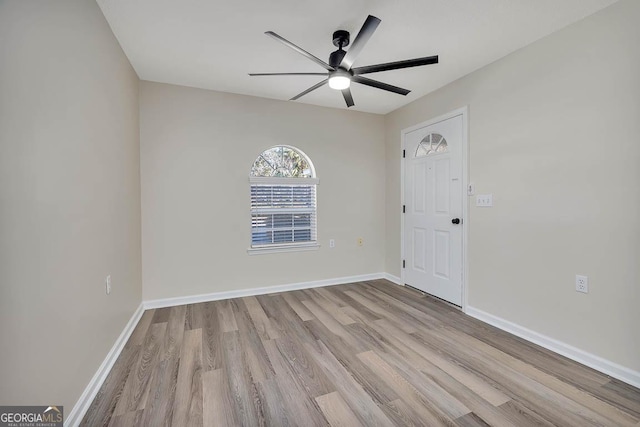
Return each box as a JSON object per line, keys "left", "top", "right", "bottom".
{"left": 357, "top": 237, "right": 363, "bottom": 247}
{"left": 329, "top": 239, "right": 335, "bottom": 248}
{"left": 105, "top": 275, "right": 112, "bottom": 295}
{"left": 575, "top": 275, "right": 588, "bottom": 293}
{"left": 476, "top": 194, "right": 493, "bottom": 207}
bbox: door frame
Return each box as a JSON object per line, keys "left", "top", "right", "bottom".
{"left": 400, "top": 106, "right": 469, "bottom": 312}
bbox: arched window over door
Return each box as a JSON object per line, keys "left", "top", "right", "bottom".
{"left": 249, "top": 146, "right": 318, "bottom": 253}
{"left": 415, "top": 133, "right": 449, "bottom": 157}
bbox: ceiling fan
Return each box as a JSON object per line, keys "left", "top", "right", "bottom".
{"left": 249, "top": 15, "right": 438, "bottom": 108}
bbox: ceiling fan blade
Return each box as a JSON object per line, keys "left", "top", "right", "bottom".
{"left": 342, "top": 88, "right": 355, "bottom": 107}
{"left": 249, "top": 72, "right": 329, "bottom": 76}
{"left": 290, "top": 79, "right": 328, "bottom": 101}
{"left": 340, "top": 15, "right": 381, "bottom": 70}
{"left": 352, "top": 76, "right": 410, "bottom": 96}
{"left": 353, "top": 55, "right": 439, "bottom": 75}
{"left": 265, "top": 31, "right": 335, "bottom": 71}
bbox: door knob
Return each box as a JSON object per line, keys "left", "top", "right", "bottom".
{"left": 452, "top": 218, "right": 461, "bottom": 224}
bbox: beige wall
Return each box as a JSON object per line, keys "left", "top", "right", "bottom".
{"left": 385, "top": 0, "right": 640, "bottom": 372}
{"left": 140, "top": 82, "right": 386, "bottom": 300}
{"left": 0, "top": 0, "right": 142, "bottom": 411}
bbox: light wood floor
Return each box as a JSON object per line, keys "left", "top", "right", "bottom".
{"left": 82, "top": 280, "right": 640, "bottom": 426}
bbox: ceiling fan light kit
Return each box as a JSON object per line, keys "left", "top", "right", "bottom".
{"left": 328, "top": 70, "right": 351, "bottom": 90}
{"left": 249, "top": 15, "right": 438, "bottom": 108}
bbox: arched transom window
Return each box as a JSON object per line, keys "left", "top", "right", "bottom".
{"left": 416, "top": 133, "right": 448, "bottom": 157}
{"left": 249, "top": 146, "right": 318, "bottom": 252}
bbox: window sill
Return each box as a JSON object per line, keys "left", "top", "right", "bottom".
{"left": 247, "top": 243, "right": 320, "bottom": 255}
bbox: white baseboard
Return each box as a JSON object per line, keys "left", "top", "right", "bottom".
{"left": 143, "top": 272, "right": 389, "bottom": 310}
{"left": 466, "top": 306, "right": 640, "bottom": 389}
{"left": 65, "top": 303, "right": 145, "bottom": 427}
{"left": 382, "top": 273, "right": 403, "bottom": 286}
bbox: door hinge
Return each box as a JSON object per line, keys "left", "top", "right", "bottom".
{"left": 402, "top": 149, "right": 406, "bottom": 158}
{"left": 402, "top": 260, "right": 406, "bottom": 269}
{"left": 402, "top": 205, "right": 406, "bottom": 213}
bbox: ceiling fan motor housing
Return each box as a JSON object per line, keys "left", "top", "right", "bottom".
{"left": 329, "top": 49, "right": 346, "bottom": 68}
{"left": 329, "top": 30, "right": 350, "bottom": 68}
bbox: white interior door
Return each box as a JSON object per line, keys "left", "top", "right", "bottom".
{"left": 403, "top": 114, "right": 464, "bottom": 306}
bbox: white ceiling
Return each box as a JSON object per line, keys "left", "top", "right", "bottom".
{"left": 97, "top": 0, "right": 617, "bottom": 114}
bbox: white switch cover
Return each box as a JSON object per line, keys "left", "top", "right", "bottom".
{"left": 476, "top": 194, "right": 493, "bottom": 207}
{"left": 329, "top": 239, "right": 335, "bottom": 248}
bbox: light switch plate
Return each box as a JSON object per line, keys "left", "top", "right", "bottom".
{"left": 476, "top": 194, "right": 493, "bottom": 207}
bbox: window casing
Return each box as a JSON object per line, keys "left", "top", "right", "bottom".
{"left": 249, "top": 146, "right": 318, "bottom": 253}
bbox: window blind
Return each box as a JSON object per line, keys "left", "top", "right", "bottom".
{"left": 250, "top": 184, "right": 317, "bottom": 247}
